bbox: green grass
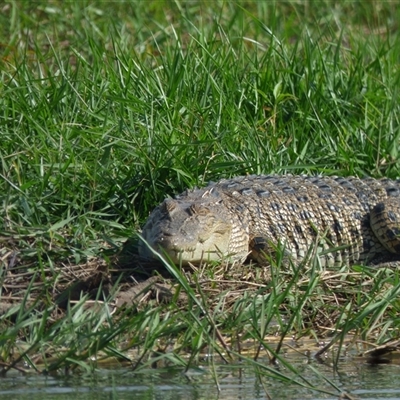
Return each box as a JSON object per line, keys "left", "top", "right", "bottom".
{"left": 1, "top": 0, "right": 400, "bottom": 396}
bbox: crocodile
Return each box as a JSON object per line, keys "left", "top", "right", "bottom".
{"left": 138, "top": 174, "right": 400, "bottom": 267}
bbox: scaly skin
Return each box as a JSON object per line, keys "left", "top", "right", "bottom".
{"left": 139, "top": 175, "right": 400, "bottom": 266}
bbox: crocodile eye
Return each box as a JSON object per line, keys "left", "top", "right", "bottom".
{"left": 162, "top": 199, "right": 177, "bottom": 213}
{"left": 190, "top": 204, "right": 210, "bottom": 216}
{"left": 205, "top": 216, "right": 216, "bottom": 227}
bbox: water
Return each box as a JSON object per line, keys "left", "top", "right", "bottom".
{"left": 1, "top": 356, "right": 400, "bottom": 400}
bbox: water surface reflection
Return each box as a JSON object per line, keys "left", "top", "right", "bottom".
{"left": 1, "top": 355, "right": 400, "bottom": 399}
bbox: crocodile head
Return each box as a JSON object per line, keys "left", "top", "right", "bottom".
{"left": 139, "top": 193, "right": 244, "bottom": 265}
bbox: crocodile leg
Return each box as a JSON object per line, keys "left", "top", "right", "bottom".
{"left": 370, "top": 199, "right": 400, "bottom": 254}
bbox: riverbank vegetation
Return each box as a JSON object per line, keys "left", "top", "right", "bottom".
{"left": 1, "top": 1, "right": 400, "bottom": 397}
